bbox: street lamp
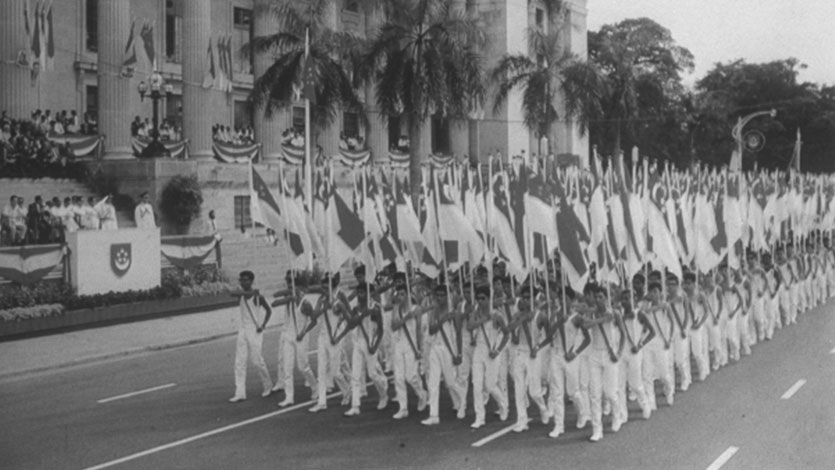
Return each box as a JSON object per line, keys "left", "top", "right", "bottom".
{"left": 137, "top": 70, "right": 173, "bottom": 158}
{"left": 732, "top": 108, "right": 776, "bottom": 166}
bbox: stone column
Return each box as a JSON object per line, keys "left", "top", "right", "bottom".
{"left": 182, "top": 0, "right": 213, "bottom": 161}
{"left": 252, "top": 0, "right": 283, "bottom": 162}
{"left": 97, "top": 0, "right": 133, "bottom": 159}
{"left": 0, "top": 1, "right": 37, "bottom": 119}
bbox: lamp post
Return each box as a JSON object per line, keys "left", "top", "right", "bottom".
{"left": 732, "top": 108, "right": 776, "bottom": 166}
{"left": 137, "top": 70, "right": 173, "bottom": 158}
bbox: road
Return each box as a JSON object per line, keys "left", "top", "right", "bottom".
{"left": 2, "top": 304, "right": 834, "bottom": 470}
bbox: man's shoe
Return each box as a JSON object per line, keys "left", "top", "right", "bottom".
{"left": 470, "top": 419, "right": 485, "bottom": 429}
{"left": 278, "top": 398, "right": 294, "bottom": 407}
{"left": 421, "top": 416, "right": 440, "bottom": 426}
{"left": 611, "top": 414, "right": 623, "bottom": 433}
{"left": 456, "top": 406, "right": 466, "bottom": 420}
{"left": 665, "top": 393, "right": 674, "bottom": 407}
{"left": 541, "top": 408, "right": 553, "bottom": 425}
{"left": 261, "top": 389, "right": 272, "bottom": 398}
{"left": 271, "top": 383, "right": 284, "bottom": 392}
{"left": 417, "top": 394, "right": 428, "bottom": 412}
{"left": 393, "top": 409, "right": 409, "bottom": 420}
{"left": 642, "top": 406, "right": 652, "bottom": 420}
{"left": 576, "top": 416, "right": 589, "bottom": 429}
{"left": 377, "top": 396, "right": 389, "bottom": 410}
{"left": 341, "top": 394, "right": 351, "bottom": 406}
{"left": 309, "top": 403, "right": 327, "bottom": 413}
{"left": 498, "top": 406, "right": 509, "bottom": 422}
{"left": 344, "top": 407, "right": 360, "bottom": 417}
{"left": 548, "top": 427, "right": 563, "bottom": 439}
{"left": 512, "top": 422, "right": 529, "bottom": 433}
{"left": 589, "top": 431, "right": 603, "bottom": 442}
{"left": 228, "top": 395, "right": 246, "bottom": 403}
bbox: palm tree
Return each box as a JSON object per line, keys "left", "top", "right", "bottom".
{"left": 491, "top": 28, "right": 606, "bottom": 154}
{"left": 364, "top": 0, "right": 485, "bottom": 200}
{"left": 246, "top": 0, "right": 366, "bottom": 140}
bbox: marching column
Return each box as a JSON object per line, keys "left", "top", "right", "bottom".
{"left": 252, "top": 0, "right": 283, "bottom": 163}
{"left": 97, "top": 0, "right": 133, "bottom": 159}
{"left": 0, "top": 1, "right": 37, "bottom": 119}
{"left": 182, "top": 0, "right": 213, "bottom": 161}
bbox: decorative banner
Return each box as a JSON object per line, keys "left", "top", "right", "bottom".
{"left": 0, "top": 244, "right": 66, "bottom": 286}
{"left": 388, "top": 148, "right": 409, "bottom": 168}
{"left": 160, "top": 234, "right": 220, "bottom": 269}
{"left": 47, "top": 133, "right": 103, "bottom": 157}
{"left": 337, "top": 147, "right": 371, "bottom": 168}
{"left": 281, "top": 143, "right": 305, "bottom": 165}
{"left": 213, "top": 140, "right": 260, "bottom": 164}
{"left": 131, "top": 137, "right": 189, "bottom": 159}
{"left": 429, "top": 154, "right": 454, "bottom": 168}
{"left": 110, "top": 243, "right": 132, "bottom": 277}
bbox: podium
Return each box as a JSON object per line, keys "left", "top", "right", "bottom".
{"left": 68, "top": 229, "right": 161, "bottom": 296}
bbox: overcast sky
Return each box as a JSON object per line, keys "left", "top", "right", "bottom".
{"left": 587, "top": 0, "right": 835, "bottom": 87}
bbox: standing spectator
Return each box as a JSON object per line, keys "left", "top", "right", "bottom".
{"left": 67, "top": 111, "right": 80, "bottom": 134}
{"left": 60, "top": 197, "right": 79, "bottom": 234}
{"left": 134, "top": 192, "right": 157, "bottom": 229}
{"left": 96, "top": 195, "right": 118, "bottom": 231}
{"left": 1, "top": 195, "right": 17, "bottom": 245}
{"left": 81, "top": 196, "right": 100, "bottom": 230}
{"left": 12, "top": 196, "right": 28, "bottom": 244}
{"left": 26, "top": 195, "right": 47, "bottom": 244}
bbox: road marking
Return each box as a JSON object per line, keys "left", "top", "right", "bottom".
{"left": 82, "top": 377, "right": 391, "bottom": 470}
{"left": 829, "top": 346, "right": 835, "bottom": 354}
{"left": 97, "top": 383, "right": 177, "bottom": 404}
{"left": 706, "top": 446, "right": 739, "bottom": 470}
{"left": 781, "top": 379, "right": 806, "bottom": 400}
{"left": 471, "top": 419, "right": 530, "bottom": 448}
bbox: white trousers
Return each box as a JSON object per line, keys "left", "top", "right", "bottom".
{"left": 642, "top": 340, "right": 673, "bottom": 410}
{"left": 618, "top": 350, "right": 650, "bottom": 422}
{"left": 588, "top": 349, "right": 619, "bottom": 435}
{"left": 234, "top": 327, "right": 272, "bottom": 398}
{"left": 472, "top": 345, "right": 508, "bottom": 421}
{"left": 707, "top": 318, "right": 727, "bottom": 368}
{"left": 750, "top": 296, "right": 766, "bottom": 342}
{"left": 351, "top": 341, "right": 388, "bottom": 408}
{"left": 737, "top": 312, "right": 752, "bottom": 355}
{"left": 427, "top": 343, "right": 462, "bottom": 418}
{"left": 282, "top": 333, "right": 317, "bottom": 402}
{"left": 548, "top": 351, "right": 584, "bottom": 431}
{"left": 512, "top": 348, "right": 547, "bottom": 423}
{"left": 689, "top": 326, "right": 709, "bottom": 381}
{"left": 672, "top": 332, "right": 691, "bottom": 389}
{"left": 393, "top": 340, "right": 427, "bottom": 412}
{"left": 315, "top": 333, "right": 350, "bottom": 406}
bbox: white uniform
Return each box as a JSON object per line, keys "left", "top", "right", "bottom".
{"left": 588, "top": 313, "right": 621, "bottom": 438}
{"left": 313, "top": 291, "right": 350, "bottom": 408}
{"left": 426, "top": 310, "right": 464, "bottom": 419}
{"left": 687, "top": 293, "right": 710, "bottom": 382}
{"left": 724, "top": 288, "right": 741, "bottom": 361}
{"left": 349, "top": 301, "right": 388, "bottom": 410}
{"left": 391, "top": 303, "right": 428, "bottom": 414}
{"left": 547, "top": 312, "right": 586, "bottom": 434}
{"left": 617, "top": 312, "right": 651, "bottom": 423}
{"left": 471, "top": 310, "right": 508, "bottom": 424}
{"left": 281, "top": 294, "right": 318, "bottom": 403}
{"left": 642, "top": 303, "right": 674, "bottom": 410}
{"left": 511, "top": 309, "right": 548, "bottom": 427}
{"left": 134, "top": 202, "right": 156, "bottom": 229}
{"left": 668, "top": 296, "right": 692, "bottom": 391}
{"left": 233, "top": 295, "right": 273, "bottom": 399}
{"left": 705, "top": 287, "right": 726, "bottom": 369}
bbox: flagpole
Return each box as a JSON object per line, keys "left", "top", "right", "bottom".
{"left": 304, "top": 27, "right": 313, "bottom": 213}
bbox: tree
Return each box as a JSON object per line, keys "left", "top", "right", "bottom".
{"left": 694, "top": 58, "right": 835, "bottom": 172}
{"left": 246, "top": 0, "right": 366, "bottom": 138}
{"left": 364, "top": 0, "right": 485, "bottom": 200}
{"left": 588, "top": 18, "right": 694, "bottom": 159}
{"left": 491, "top": 28, "right": 606, "bottom": 153}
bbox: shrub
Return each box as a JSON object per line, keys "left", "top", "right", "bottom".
{"left": 0, "top": 304, "right": 65, "bottom": 322}
{"left": 160, "top": 175, "right": 203, "bottom": 231}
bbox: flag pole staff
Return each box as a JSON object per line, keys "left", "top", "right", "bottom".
{"left": 304, "top": 27, "right": 313, "bottom": 213}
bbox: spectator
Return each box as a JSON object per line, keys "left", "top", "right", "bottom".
{"left": 60, "top": 197, "right": 79, "bottom": 234}
{"left": 2, "top": 195, "right": 18, "bottom": 245}
{"left": 96, "top": 195, "right": 118, "bottom": 231}
{"left": 134, "top": 191, "right": 156, "bottom": 229}
{"left": 26, "top": 195, "right": 48, "bottom": 244}
{"left": 81, "top": 196, "right": 100, "bottom": 230}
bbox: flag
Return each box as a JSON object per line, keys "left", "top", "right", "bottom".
{"left": 646, "top": 172, "right": 682, "bottom": 281}
{"left": 436, "top": 172, "right": 482, "bottom": 265}
{"left": 31, "top": 2, "right": 41, "bottom": 68}
{"left": 395, "top": 177, "right": 423, "bottom": 242}
{"left": 524, "top": 170, "right": 557, "bottom": 241}
{"left": 23, "top": 0, "right": 31, "bottom": 41}
{"left": 140, "top": 21, "right": 155, "bottom": 69}
{"left": 301, "top": 57, "right": 316, "bottom": 104}
{"left": 249, "top": 166, "right": 284, "bottom": 234}
{"left": 554, "top": 173, "right": 590, "bottom": 293}
{"left": 122, "top": 19, "right": 137, "bottom": 69}
{"left": 489, "top": 170, "right": 525, "bottom": 279}
{"left": 462, "top": 168, "right": 488, "bottom": 264}
{"left": 45, "top": 1, "right": 54, "bottom": 70}
{"left": 202, "top": 38, "right": 215, "bottom": 88}
{"left": 789, "top": 129, "right": 802, "bottom": 172}
{"left": 327, "top": 180, "right": 364, "bottom": 273}
{"left": 292, "top": 171, "right": 325, "bottom": 261}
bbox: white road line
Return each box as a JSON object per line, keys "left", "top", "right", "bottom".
{"left": 705, "top": 446, "right": 739, "bottom": 470}
{"left": 471, "top": 419, "right": 530, "bottom": 448}
{"left": 82, "top": 377, "right": 391, "bottom": 470}
{"left": 97, "top": 384, "right": 177, "bottom": 404}
{"left": 781, "top": 379, "right": 807, "bottom": 400}
{"left": 829, "top": 346, "right": 835, "bottom": 354}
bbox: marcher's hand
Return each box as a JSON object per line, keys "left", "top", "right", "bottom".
{"left": 256, "top": 327, "right": 264, "bottom": 334}
{"left": 631, "top": 346, "right": 639, "bottom": 354}
{"left": 489, "top": 351, "right": 498, "bottom": 360}
{"left": 609, "top": 352, "right": 618, "bottom": 363}
{"left": 565, "top": 351, "right": 576, "bottom": 362}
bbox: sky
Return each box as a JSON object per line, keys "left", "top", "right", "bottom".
{"left": 587, "top": 0, "right": 835, "bottom": 87}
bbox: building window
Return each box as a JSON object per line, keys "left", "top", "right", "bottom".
{"left": 232, "top": 7, "right": 254, "bottom": 74}
{"left": 234, "top": 195, "right": 252, "bottom": 230}
{"left": 166, "top": 1, "right": 183, "bottom": 63}
{"left": 345, "top": 1, "right": 360, "bottom": 13}
{"left": 431, "top": 115, "right": 450, "bottom": 154}
{"left": 86, "top": 0, "right": 98, "bottom": 52}
{"left": 85, "top": 86, "right": 98, "bottom": 121}
{"left": 234, "top": 100, "right": 253, "bottom": 130}
{"left": 292, "top": 106, "right": 305, "bottom": 133}
{"left": 343, "top": 112, "right": 359, "bottom": 139}
{"left": 535, "top": 8, "right": 545, "bottom": 29}
{"left": 388, "top": 116, "right": 402, "bottom": 150}
{"left": 233, "top": 7, "right": 253, "bottom": 28}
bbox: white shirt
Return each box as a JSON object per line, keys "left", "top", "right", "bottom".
{"left": 237, "top": 295, "right": 266, "bottom": 330}
{"left": 134, "top": 202, "right": 156, "bottom": 229}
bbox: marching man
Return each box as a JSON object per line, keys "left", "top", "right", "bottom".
{"left": 309, "top": 273, "right": 351, "bottom": 413}
{"left": 390, "top": 283, "right": 428, "bottom": 420}
{"left": 272, "top": 274, "right": 319, "bottom": 407}
{"left": 344, "top": 283, "right": 389, "bottom": 417}
{"left": 422, "top": 285, "right": 465, "bottom": 425}
{"left": 229, "top": 271, "right": 274, "bottom": 403}
{"left": 666, "top": 274, "right": 692, "bottom": 391}
{"left": 468, "top": 285, "right": 510, "bottom": 429}
{"left": 641, "top": 281, "right": 675, "bottom": 410}
{"left": 508, "top": 288, "right": 550, "bottom": 432}
{"left": 615, "top": 289, "right": 653, "bottom": 424}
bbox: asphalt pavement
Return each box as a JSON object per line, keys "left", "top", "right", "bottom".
{"left": 1, "top": 302, "right": 834, "bottom": 470}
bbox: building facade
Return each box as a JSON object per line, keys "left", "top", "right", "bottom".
{"left": 0, "top": 0, "right": 589, "bottom": 165}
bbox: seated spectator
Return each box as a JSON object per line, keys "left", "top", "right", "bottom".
{"left": 52, "top": 120, "right": 65, "bottom": 135}
{"left": 339, "top": 132, "right": 349, "bottom": 150}
{"left": 347, "top": 134, "right": 360, "bottom": 150}
{"left": 290, "top": 130, "right": 304, "bottom": 147}
{"left": 397, "top": 135, "right": 409, "bottom": 151}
